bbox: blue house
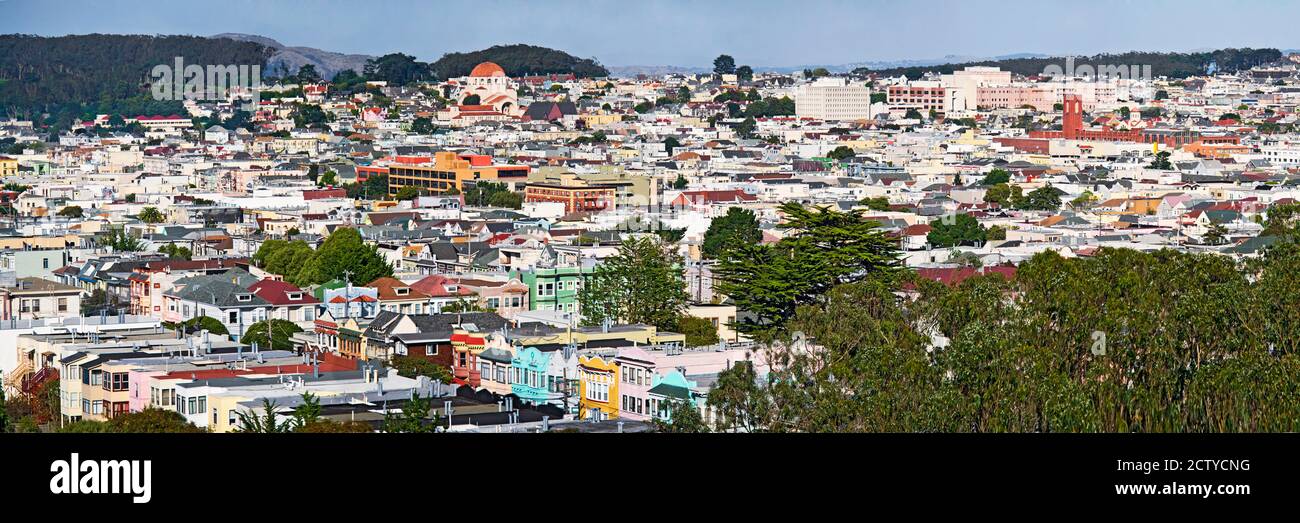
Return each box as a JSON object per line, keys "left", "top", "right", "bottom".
{"left": 511, "top": 347, "right": 564, "bottom": 406}
{"left": 647, "top": 370, "right": 700, "bottom": 422}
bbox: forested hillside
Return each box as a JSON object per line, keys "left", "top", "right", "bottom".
{"left": 0, "top": 34, "right": 271, "bottom": 126}
{"left": 429, "top": 44, "right": 608, "bottom": 79}
{"left": 862, "top": 48, "right": 1282, "bottom": 79}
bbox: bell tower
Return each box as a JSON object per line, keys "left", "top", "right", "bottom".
{"left": 1062, "top": 94, "right": 1083, "bottom": 139}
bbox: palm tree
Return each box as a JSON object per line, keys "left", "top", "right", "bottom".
{"left": 234, "top": 399, "right": 293, "bottom": 433}
{"left": 138, "top": 206, "right": 165, "bottom": 224}
{"left": 291, "top": 392, "right": 322, "bottom": 428}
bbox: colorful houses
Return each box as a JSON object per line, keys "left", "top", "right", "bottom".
{"left": 509, "top": 345, "right": 576, "bottom": 409}
{"left": 512, "top": 266, "right": 592, "bottom": 314}
{"left": 577, "top": 354, "right": 618, "bottom": 420}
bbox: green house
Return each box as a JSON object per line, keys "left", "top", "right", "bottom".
{"left": 511, "top": 266, "right": 593, "bottom": 314}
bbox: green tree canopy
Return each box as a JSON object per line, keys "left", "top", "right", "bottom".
{"left": 157, "top": 243, "right": 192, "bottom": 261}
{"left": 578, "top": 236, "right": 689, "bottom": 330}
{"left": 859, "top": 196, "right": 891, "bottom": 211}
{"left": 980, "top": 169, "right": 1010, "bottom": 185}
{"left": 410, "top": 116, "right": 435, "bottom": 134}
{"left": 98, "top": 408, "right": 204, "bottom": 433}
{"left": 713, "top": 54, "right": 736, "bottom": 75}
{"left": 175, "top": 315, "right": 229, "bottom": 336}
{"left": 928, "top": 214, "right": 988, "bottom": 248}
{"left": 651, "top": 399, "right": 711, "bottom": 433}
{"left": 242, "top": 319, "right": 303, "bottom": 351}
{"left": 983, "top": 183, "right": 1021, "bottom": 208}
{"left": 826, "top": 145, "right": 856, "bottom": 162}
{"left": 391, "top": 355, "right": 454, "bottom": 383}
{"left": 1148, "top": 150, "right": 1173, "bottom": 170}
{"left": 1018, "top": 185, "right": 1064, "bottom": 211}
{"left": 677, "top": 315, "right": 721, "bottom": 347}
{"left": 714, "top": 202, "right": 901, "bottom": 340}
{"left": 295, "top": 227, "right": 393, "bottom": 286}
{"left": 701, "top": 207, "right": 762, "bottom": 259}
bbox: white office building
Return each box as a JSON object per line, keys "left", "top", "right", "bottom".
{"left": 795, "top": 77, "right": 874, "bottom": 121}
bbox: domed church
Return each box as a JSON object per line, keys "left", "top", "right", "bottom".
{"left": 459, "top": 61, "right": 518, "bottom": 115}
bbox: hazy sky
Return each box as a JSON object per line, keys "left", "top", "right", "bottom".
{"left": 2, "top": 0, "right": 1296, "bottom": 67}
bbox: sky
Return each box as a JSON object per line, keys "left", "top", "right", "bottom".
{"left": 1, "top": 0, "right": 1297, "bottom": 67}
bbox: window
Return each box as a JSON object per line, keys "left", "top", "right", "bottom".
{"left": 538, "top": 282, "right": 555, "bottom": 297}
{"left": 487, "top": 297, "right": 500, "bottom": 308}
{"left": 58, "top": 297, "right": 68, "bottom": 312}
{"left": 105, "top": 372, "right": 128, "bottom": 392}
{"left": 586, "top": 380, "right": 608, "bottom": 402}
{"left": 228, "top": 310, "right": 238, "bottom": 324}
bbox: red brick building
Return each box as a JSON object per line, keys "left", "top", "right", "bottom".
{"left": 524, "top": 182, "right": 617, "bottom": 213}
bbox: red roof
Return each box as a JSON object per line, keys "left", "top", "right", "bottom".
{"left": 411, "top": 275, "right": 475, "bottom": 298}
{"left": 914, "top": 265, "right": 1017, "bottom": 287}
{"left": 902, "top": 224, "right": 932, "bottom": 236}
{"left": 450, "top": 333, "right": 486, "bottom": 345}
{"left": 248, "top": 279, "right": 319, "bottom": 306}
{"left": 671, "top": 189, "right": 758, "bottom": 206}
{"left": 303, "top": 188, "right": 347, "bottom": 200}
{"left": 469, "top": 61, "right": 507, "bottom": 78}
{"left": 368, "top": 277, "right": 431, "bottom": 301}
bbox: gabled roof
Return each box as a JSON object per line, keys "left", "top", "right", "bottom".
{"left": 249, "top": 279, "right": 319, "bottom": 306}
{"left": 368, "top": 276, "right": 431, "bottom": 301}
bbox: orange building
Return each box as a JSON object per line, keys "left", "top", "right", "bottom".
{"left": 524, "top": 180, "right": 617, "bottom": 213}
{"left": 387, "top": 151, "right": 530, "bottom": 197}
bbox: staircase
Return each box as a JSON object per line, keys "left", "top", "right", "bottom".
{"left": 4, "top": 360, "right": 32, "bottom": 394}
{"left": 22, "top": 365, "right": 59, "bottom": 394}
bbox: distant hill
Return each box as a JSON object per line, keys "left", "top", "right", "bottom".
{"left": 607, "top": 53, "right": 1052, "bottom": 77}
{"left": 862, "top": 48, "right": 1283, "bottom": 79}
{"left": 212, "top": 33, "right": 372, "bottom": 80}
{"left": 429, "top": 44, "right": 608, "bottom": 79}
{"left": 0, "top": 34, "right": 271, "bottom": 122}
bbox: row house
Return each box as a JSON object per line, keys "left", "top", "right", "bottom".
{"left": 128, "top": 258, "right": 247, "bottom": 316}
{"left": 162, "top": 268, "right": 318, "bottom": 341}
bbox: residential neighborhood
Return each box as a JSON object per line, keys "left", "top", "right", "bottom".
{"left": 1, "top": 4, "right": 1298, "bottom": 443}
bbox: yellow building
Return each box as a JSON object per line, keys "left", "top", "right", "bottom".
{"left": 0, "top": 156, "right": 17, "bottom": 178}
{"left": 387, "top": 151, "right": 531, "bottom": 196}
{"left": 577, "top": 355, "right": 619, "bottom": 420}
{"left": 530, "top": 166, "right": 658, "bottom": 209}
{"left": 579, "top": 113, "right": 623, "bottom": 126}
